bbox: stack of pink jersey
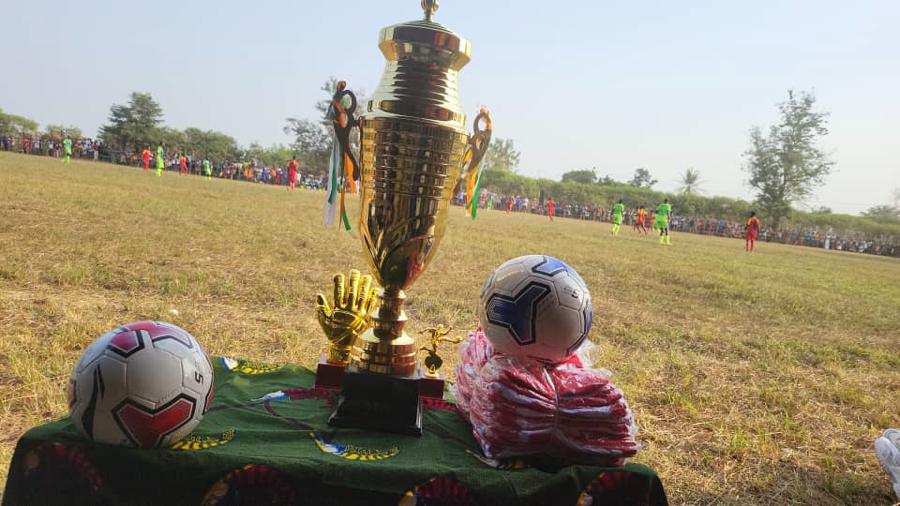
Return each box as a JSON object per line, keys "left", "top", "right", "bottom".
{"left": 455, "top": 329, "right": 639, "bottom": 465}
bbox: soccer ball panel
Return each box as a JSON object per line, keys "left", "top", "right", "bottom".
{"left": 147, "top": 322, "right": 196, "bottom": 352}
{"left": 113, "top": 394, "right": 199, "bottom": 448}
{"left": 126, "top": 348, "right": 183, "bottom": 407}
{"left": 534, "top": 305, "right": 583, "bottom": 362}
{"left": 489, "top": 261, "right": 530, "bottom": 295}
{"left": 555, "top": 272, "right": 589, "bottom": 311}
{"left": 70, "top": 356, "right": 130, "bottom": 446}
{"left": 528, "top": 255, "right": 570, "bottom": 278}
{"left": 74, "top": 329, "right": 118, "bottom": 374}
{"left": 150, "top": 335, "right": 197, "bottom": 356}
{"left": 180, "top": 354, "right": 212, "bottom": 399}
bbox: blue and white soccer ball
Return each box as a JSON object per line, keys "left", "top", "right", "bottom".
{"left": 477, "top": 255, "right": 593, "bottom": 364}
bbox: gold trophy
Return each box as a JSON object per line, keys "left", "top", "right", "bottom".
{"left": 418, "top": 325, "right": 463, "bottom": 398}
{"left": 326, "top": 0, "right": 492, "bottom": 435}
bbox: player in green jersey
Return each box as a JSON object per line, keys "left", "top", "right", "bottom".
{"left": 655, "top": 198, "right": 672, "bottom": 244}
{"left": 62, "top": 135, "right": 73, "bottom": 164}
{"left": 203, "top": 158, "right": 212, "bottom": 180}
{"left": 155, "top": 143, "right": 165, "bottom": 176}
{"left": 611, "top": 199, "right": 625, "bottom": 236}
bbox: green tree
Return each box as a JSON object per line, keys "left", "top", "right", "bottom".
{"left": 99, "top": 92, "right": 164, "bottom": 153}
{"left": 44, "top": 124, "right": 82, "bottom": 141}
{"left": 159, "top": 127, "right": 186, "bottom": 153}
{"left": 561, "top": 169, "right": 597, "bottom": 184}
{"left": 0, "top": 108, "right": 39, "bottom": 136}
{"left": 245, "top": 143, "right": 293, "bottom": 167}
{"left": 862, "top": 205, "right": 900, "bottom": 224}
{"left": 743, "top": 90, "right": 833, "bottom": 228}
{"left": 481, "top": 137, "right": 521, "bottom": 174}
{"left": 597, "top": 174, "right": 622, "bottom": 186}
{"left": 183, "top": 128, "right": 240, "bottom": 162}
{"left": 283, "top": 118, "right": 330, "bottom": 175}
{"left": 678, "top": 167, "right": 702, "bottom": 195}
{"left": 628, "top": 168, "right": 657, "bottom": 189}
{"left": 315, "top": 77, "right": 341, "bottom": 121}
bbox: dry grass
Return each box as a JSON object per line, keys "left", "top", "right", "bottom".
{"left": 1, "top": 151, "right": 898, "bottom": 504}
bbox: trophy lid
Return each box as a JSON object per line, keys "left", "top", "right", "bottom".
{"left": 377, "top": 0, "right": 472, "bottom": 70}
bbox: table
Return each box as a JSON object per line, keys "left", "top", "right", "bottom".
{"left": 3, "top": 357, "right": 667, "bottom": 505}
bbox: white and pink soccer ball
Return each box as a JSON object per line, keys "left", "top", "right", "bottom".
{"left": 68, "top": 321, "right": 214, "bottom": 448}
{"left": 478, "top": 255, "right": 593, "bottom": 364}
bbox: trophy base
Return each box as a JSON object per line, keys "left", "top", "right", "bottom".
{"left": 328, "top": 368, "right": 423, "bottom": 436}
{"left": 419, "top": 376, "right": 444, "bottom": 399}
{"left": 314, "top": 354, "right": 346, "bottom": 389}
{"left": 418, "top": 373, "right": 445, "bottom": 399}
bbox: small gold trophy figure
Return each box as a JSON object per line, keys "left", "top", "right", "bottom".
{"left": 418, "top": 325, "right": 462, "bottom": 399}
{"left": 420, "top": 325, "right": 460, "bottom": 377}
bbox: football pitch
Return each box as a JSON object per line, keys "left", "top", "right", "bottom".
{"left": 1, "top": 152, "right": 898, "bottom": 504}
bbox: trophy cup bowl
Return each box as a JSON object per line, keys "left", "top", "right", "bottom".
{"left": 328, "top": 0, "right": 491, "bottom": 435}
{"left": 353, "top": 116, "right": 469, "bottom": 377}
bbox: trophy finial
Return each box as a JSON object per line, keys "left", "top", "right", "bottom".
{"left": 421, "top": 0, "right": 439, "bottom": 21}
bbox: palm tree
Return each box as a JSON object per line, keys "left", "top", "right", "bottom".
{"left": 679, "top": 168, "right": 703, "bottom": 195}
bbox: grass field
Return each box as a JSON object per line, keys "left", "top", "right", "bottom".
{"left": 1, "top": 151, "right": 898, "bottom": 504}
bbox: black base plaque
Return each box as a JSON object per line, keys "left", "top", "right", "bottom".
{"left": 328, "top": 368, "right": 423, "bottom": 436}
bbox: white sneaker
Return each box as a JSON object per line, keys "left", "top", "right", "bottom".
{"left": 875, "top": 429, "right": 900, "bottom": 499}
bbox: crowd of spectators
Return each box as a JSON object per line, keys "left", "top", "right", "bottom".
{"left": 2, "top": 133, "right": 104, "bottom": 160}
{"left": 6, "top": 137, "right": 897, "bottom": 258}
{"left": 1, "top": 134, "right": 328, "bottom": 190}
{"left": 212, "top": 162, "right": 326, "bottom": 189}
{"left": 675, "top": 217, "right": 898, "bottom": 256}
{"left": 452, "top": 192, "right": 900, "bottom": 258}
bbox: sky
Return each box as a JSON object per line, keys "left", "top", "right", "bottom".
{"left": 2, "top": 0, "right": 898, "bottom": 215}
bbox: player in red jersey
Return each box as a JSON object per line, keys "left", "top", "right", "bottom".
{"left": 287, "top": 156, "right": 299, "bottom": 191}
{"left": 745, "top": 211, "right": 761, "bottom": 252}
{"left": 633, "top": 205, "right": 648, "bottom": 235}
{"left": 545, "top": 198, "right": 555, "bottom": 221}
{"left": 141, "top": 147, "right": 151, "bottom": 172}
{"left": 179, "top": 153, "right": 188, "bottom": 175}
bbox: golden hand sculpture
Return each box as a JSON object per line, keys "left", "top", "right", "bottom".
{"left": 420, "top": 325, "right": 463, "bottom": 378}
{"left": 315, "top": 270, "right": 378, "bottom": 365}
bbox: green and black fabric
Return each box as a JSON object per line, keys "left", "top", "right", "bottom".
{"left": 3, "top": 357, "right": 667, "bottom": 506}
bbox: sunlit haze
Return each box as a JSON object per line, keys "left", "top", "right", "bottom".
{"left": 2, "top": 0, "right": 898, "bottom": 214}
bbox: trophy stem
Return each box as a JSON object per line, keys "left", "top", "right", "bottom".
{"left": 353, "top": 289, "right": 417, "bottom": 377}
{"left": 332, "top": 288, "right": 423, "bottom": 436}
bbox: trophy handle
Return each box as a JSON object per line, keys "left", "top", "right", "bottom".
{"left": 331, "top": 83, "right": 360, "bottom": 183}
{"left": 465, "top": 108, "right": 492, "bottom": 173}
{"left": 462, "top": 108, "right": 493, "bottom": 218}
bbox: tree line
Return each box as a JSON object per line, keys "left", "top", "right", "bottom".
{"left": 478, "top": 89, "right": 899, "bottom": 232}
{"left": 1, "top": 108, "right": 82, "bottom": 143}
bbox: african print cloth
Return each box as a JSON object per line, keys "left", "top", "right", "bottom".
{"left": 3, "top": 357, "right": 667, "bottom": 506}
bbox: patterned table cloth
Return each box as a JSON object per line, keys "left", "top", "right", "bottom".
{"left": 3, "top": 357, "right": 667, "bottom": 505}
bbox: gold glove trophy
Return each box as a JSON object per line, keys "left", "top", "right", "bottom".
{"left": 314, "top": 271, "right": 377, "bottom": 388}
{"left": 319, "top": 0, "right": 492, "bottom": 435}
